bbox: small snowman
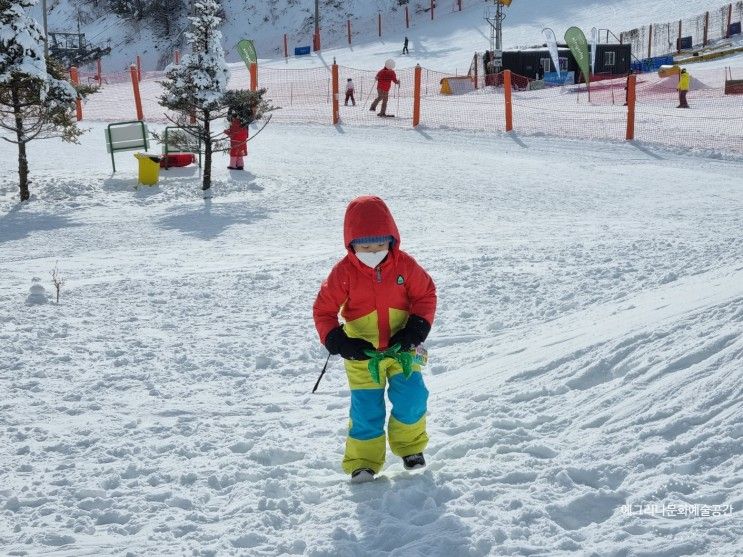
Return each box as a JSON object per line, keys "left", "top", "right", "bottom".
{"left": 26, "top": 277, "right": 48, "bottom": 305}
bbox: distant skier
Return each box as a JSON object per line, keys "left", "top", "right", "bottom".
{"left": 345, "top": 78, "right": 356, "bottom": 106}
{"left": 370, "top": 59, "right": 400, "bottom": 117}
{"left": 313, "top": 195, "right": 437, "bottom": 483}
{"left": 677, "top": 68, "right": 691, "bottom": 109}
{"left": 402, "top": 36, "right": 409, "bottom": 55}
{"left": 225, "top": 115, "right": 247, "bottom": 170}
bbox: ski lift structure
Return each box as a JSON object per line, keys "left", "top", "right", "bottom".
{"left": 48, "top": 30, "right": 111, "bottom": 67}
{"left": 484, "top": 0, "right": 512, "bottom": 72}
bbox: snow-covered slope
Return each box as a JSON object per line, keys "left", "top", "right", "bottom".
{"left": 1, "top": 122, "right": 741, "bottom": 555}
{"left": 37, "top": 0, "right": 736, "bottom": 72}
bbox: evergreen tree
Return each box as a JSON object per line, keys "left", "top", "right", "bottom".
{"left": 0, "top": 0, "right": 89, "bottom": 201}
{"left": 158, "top": 0, "right": 229, "bottom": 191}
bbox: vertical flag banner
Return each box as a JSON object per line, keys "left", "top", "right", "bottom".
{"left": 237, "top": 39, "right": 257, "bottom": 70}
{"left": 542, "top": 27, "right": 560, "bottom": 76}
{"left": 590, "top": 27, "right": 598, "bottom": 74}
{"left": 564, "top": 26, "right": 590, "bottom": 81}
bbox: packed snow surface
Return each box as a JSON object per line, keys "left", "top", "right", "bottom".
{"left": 1, "top": 121, "right": 742, "bottom": 556}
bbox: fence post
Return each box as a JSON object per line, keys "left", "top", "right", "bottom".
{"left": 625, "top": 74, "right": 636, "bottom": 140}
{"left": 677, "top": 20, "right": 682, "bottom": 53}
{"left": 332, "top": 59, "right": 339, "bottom": 125}
{"left": 130, "top": 64, "right": 143, "bottom": 121}
{"left": 647, "top": 25, "right": 652, "bottom": 59}
{"left": 378, "top": 12, "right": 382, "bottom": 37}
{"left": 96, "top": 58, "right": 102, "bottom": 86}
{"left": 69, "top": 66, "right": 82, "bottom": 121}
{"left": 413, "top": 64, "right": 421, "bottom": 127}
{"left": 726, "top": 3, "right": 732, "bottom": 38}
{"left": 250, "top": 62, "right": 257, "bottom": 91}
{"left": 136, "top": 55, "right": 142, "bottom": 82}
{"left": 348, "top": 19, "right": 352, "bottom": 45}
{"left": 703, "top": 11, "right": 709, "bottom": 46}
{"left": 405, "top": 6, "right": 410, "bottom": 28}
{"left": 458, "top": 0, "right": 462, "bottom": 11}
{"left": 313, "top": 30, "right": 321, "bottom": 51}
{"left": 474, "top": 52, "right": 478, "bottom": 90}
{"left": 431, "top": 0, "right": 434, "bottom": 20}
{"left": 284, "top": 34, "right": 288, "bottom": 58}
{"left": 504, "top": 69, "right": 513, "bottom": 132}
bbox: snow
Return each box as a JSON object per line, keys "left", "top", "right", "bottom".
{"left": 2, "top": 1, "right": 743, "bottom": 555}
{"left": 37, "top": 0, "right": 741, "bottom": 73}
{"left": 1, "top": 120, "right": 742, "bottom": 555}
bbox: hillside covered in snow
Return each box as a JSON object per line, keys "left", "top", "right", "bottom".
{"left": 38, "top": 0, "right": 738, "bottom": 71}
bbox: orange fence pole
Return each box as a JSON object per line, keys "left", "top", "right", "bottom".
{"left": 96, "top": 58, "right": 102, "bottom": 86}
{"left": 413, "top": 64, "right": 421, "bottom": 127}
{"left": 332, "top": 60, "right": 339, "bottom": 125}
{"left": 347, "top": 19, "right": 352, "bottom": 45}
{"left": 175, "top": 49, "right": 180, "bottom": 64}
{"left": 284, "top": 34, "right": 288, "bottom": 58}
{"left": 504, "top": 70, "right": 513, "bottom": 132}
{"left": 647, "top": 24, "right": 652, "bottom": 59}
{"left": 405, "top": 6, "right": 409, "bottom": 29}
{"left": 250, "top": 62, "right": 257, "bottom": 91}
{"left": 69, "top": 66, "right": 82, "bottom": 121}
{"left": 136, "top": 55, "right": 142, "bottom": 82}
{"left": 703, "top": 11, "right": 709, "bottom": 46}
{"left": 130, "top": 64, "right": 143, "bottom": 121}
{"left": 625, "top": 74, "right": 636, "bottom": 140}
{"left": 313, "top": 31, "right": 321, "bottom": 51}
{"left": 378, "top": 13, "right": 382, "bottom": 37}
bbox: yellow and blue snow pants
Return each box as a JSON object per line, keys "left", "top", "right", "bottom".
{"left": 342, "top": 355, "right": 429, "bottom": 475}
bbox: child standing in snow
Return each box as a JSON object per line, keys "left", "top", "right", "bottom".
{"left": 225, "top": 116, "right": 248, "bottom": 170}
{"left": 313, "top": 196, "right": 436, "bottom": 482}
{"left": 345, "top": 78, "right": 356, "bottom": 106}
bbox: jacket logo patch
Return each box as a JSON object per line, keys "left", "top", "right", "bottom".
{"left": 396, "top": 275, "right": 404, "bottom": 285}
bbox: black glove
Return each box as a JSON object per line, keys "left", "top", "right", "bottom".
{"left": 324, "top": 326, "right": 375, "bottom": 361}
{"left": 389, "top": 315, "right": 431, "bottom": 351}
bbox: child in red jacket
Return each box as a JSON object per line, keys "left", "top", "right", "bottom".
{"left": 313, "top": 196, "right": 436, "bottom": 482}
{"left": 225, "top": 117, "right": 248, "bottom": 170}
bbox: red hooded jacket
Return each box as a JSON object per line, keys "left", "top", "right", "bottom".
{"left": 313, "top": 196, "right": 436, "bottom": 349}
{"left": 376, "top": 67, "right": 399, "bottom": 92}
{"left": 225, "top": 119, "right": 248, "bottom": 157}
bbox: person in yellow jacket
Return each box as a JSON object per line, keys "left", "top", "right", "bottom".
{"left": 677, "top": 68, "right": 691, "bottom": 109}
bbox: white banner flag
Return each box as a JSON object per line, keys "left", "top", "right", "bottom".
{"left": 542, "top": 28, "right": 560, "bottom": 76}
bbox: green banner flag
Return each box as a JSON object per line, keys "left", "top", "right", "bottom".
{"left": 564, "top": 27, "right": 590, "bottom": 81}
{"left": 236, "top": 39, "right": 257, "bottom": 69}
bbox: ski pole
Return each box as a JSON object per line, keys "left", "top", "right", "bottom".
{"left": 312, "top": 353, "right": 332, "bottom": 394}
{"left": 363, "top": 78, "right": 377, "bottom": 109}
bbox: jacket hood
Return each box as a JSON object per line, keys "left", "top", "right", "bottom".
{"left": 343, "top": 196, "right": 401, "bottom": 255}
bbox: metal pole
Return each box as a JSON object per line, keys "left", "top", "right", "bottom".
{"left": 42, "top": 0, "right": 49, "bottom": 58}
{"left": 314, "top": 0, "right": 320, "bottom": 51}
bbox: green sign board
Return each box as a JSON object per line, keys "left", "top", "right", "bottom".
{"left": 564, "top": 27, "right": 590, "bottom": 82}
{"left": 237, "top": 39, "right": 257, "bottom": 69}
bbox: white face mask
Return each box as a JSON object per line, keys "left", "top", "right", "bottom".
{"left": 355, "top": 250, "right": 388, "bottom": 268}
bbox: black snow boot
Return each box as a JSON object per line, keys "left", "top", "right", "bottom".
{"left": 402, "top": 453, "right": 426, "bottom": 470}
{"left": 351, "top": 468, "right": 375, "bottom": 483}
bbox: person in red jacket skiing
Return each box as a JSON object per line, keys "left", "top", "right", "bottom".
{"left": 225, "top": 116, "right": 248, "bottom": 170}
{"left": 313, "top": 196, "right": 437, "bottom": 482}
{"left": 370, "top": 59, "right": 400, "bottom": 117}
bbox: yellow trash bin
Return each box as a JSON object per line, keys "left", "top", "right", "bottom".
{"left": 134, "top": 152, "right": 162, "bottom": 185}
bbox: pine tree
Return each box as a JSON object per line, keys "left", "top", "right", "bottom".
{"left": 158, "top": 0, "right": 229, "bottom": 191}
{"left": 0, "top": 0, "right": 89, "bottom": 201}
